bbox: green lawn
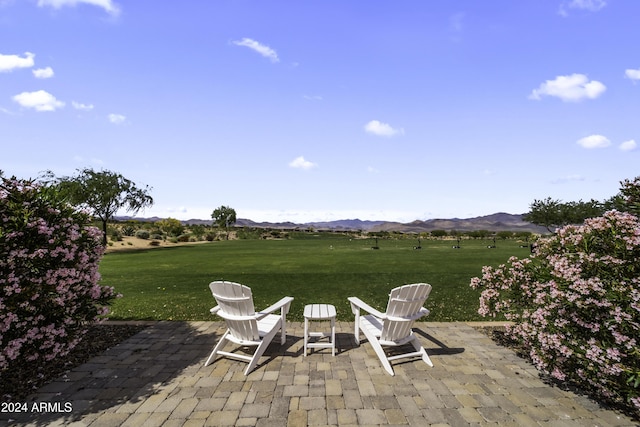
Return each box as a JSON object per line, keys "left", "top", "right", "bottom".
{"left": 100, "top": 234, "right": 531, "bottom": 322}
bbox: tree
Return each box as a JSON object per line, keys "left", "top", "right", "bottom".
{"left": 523, "top": 197, "right": 604, "bottom": 233}
{"left": 157, "top": 218, "right": 183, "bottom": 237}
{"left": 523, "top": 197, "right": 564, "bottom": 233}
{"left": 514, "top": 231, "right": 533, "bottom": 242}
{"left": 608, "top": 176, "right": 640, "bottom": 216}
{"left": 496, "top": 231, "right": 513, "bottom": 240}
{"left": 211, "top": 205, "right": 237, "bottom": 237}
{"left": 564, "top": 199, "right": 604, "bottom": 224}
{"left": 189, "top": 224, "right": 206, "bottom": 240}
{"left": 52, "top": 168, "right": 153, "bottom": 246}
{"left": 430, "top": 229, "right": 448, "bottom": 238}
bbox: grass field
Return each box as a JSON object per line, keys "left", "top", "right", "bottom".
{"left": 100, "top": 233, "right": 531, "bottom": 322}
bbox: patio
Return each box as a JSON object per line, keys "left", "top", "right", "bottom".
{"left": 2, "top": 321, "right": 637, "bottom": 426}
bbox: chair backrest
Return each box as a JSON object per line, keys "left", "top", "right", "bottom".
{"left": 209, "top": 281, "right": 260, "bottom": 341}
{"left": 380, "top": 283, "right": 432, "bottom": 342}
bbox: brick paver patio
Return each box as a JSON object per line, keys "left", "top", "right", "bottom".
{"left": 2, "top": 321, "right": 637, "bottom": 426}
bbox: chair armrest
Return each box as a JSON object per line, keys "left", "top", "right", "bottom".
{"left": 347, "top": 297, "right": 386, "bottom": 319}
{"left": 210, "top": 305, "right": 221, "bottom": 315}
{"left": 387, "top": 307, "right": 430, "bottom": 322}
{"left": 257, "top": 296, "right": 294, "bottom": 319}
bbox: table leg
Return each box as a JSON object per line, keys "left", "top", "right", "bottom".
{"left": 331, "top": 317, "right": 336, "bottom": 356}
{"left": 304, "top": 317, "right": 308, "bottom": 356}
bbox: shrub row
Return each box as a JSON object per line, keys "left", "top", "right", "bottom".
{"left": 471, "top": 210, "right": 640, "bottom": 414}
{"left": 0, "top": 177, "right": 119, "bottom": 371}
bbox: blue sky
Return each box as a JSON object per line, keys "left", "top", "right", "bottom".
{"left": 2, "top": 0, "right": 639, "bottom": 223}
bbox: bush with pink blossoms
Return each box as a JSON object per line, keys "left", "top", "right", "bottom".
{"left": 470, "top": 210, "right": 640, "bottom": 416}
{"left": 0, "top": 176, "right": 118, "bottom": 373}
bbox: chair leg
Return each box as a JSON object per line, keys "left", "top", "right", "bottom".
{"left": 205, "top": 329, "right": 229, "bottom": 367}
{"left": 359, "top": 320, "right": 395, "bottom": 376}
{"left": 353, "top": 311, "right": 360, "bottom": 345}
{"left": 244, "top": 325, "right": 281, "bottom": 375}
{"left": 280, "top": 312, "right": 287, "bottom": 345}
{"left": 410, "top": 335, "right": 433, "bottom": 367}
{"left": 369, "top": 338, "right": 394, "bottom": 375}
{"left": 331, "top": 316, "right": 336, "bottom": 357}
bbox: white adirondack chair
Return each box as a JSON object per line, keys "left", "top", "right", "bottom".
{"left": 205, "top": 281, "right": 294, "bottom": 375}
{"left": 348, "top": 283, "right": 433, "bottom": 375}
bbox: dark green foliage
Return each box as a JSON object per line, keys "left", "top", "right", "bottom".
{"left": 211, "top": 205, "right": 236, "bottom": 229}
{"left": 121, "top": 225, "right": 136, "bottom": 236}
{"left": 135, "top": 230, "right": 150, "bottom": 239}
{"left": 48, "top": 168, "right": 153, "bottom": 245}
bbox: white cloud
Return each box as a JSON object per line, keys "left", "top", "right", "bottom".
{"left": 552, "top": 174, "right": 585, "bottom": 184}
{"left": 567, "top": 0, "right": 606, "bottom": 11}
{"left": 32, "top": 66, "right": 54, "bottom": 79}
{"left": 620, "top": 139, "right": 637, "bottom": 152}
{"left": 0, "top": 52, "right": 35, "bottom": 72}
{"left": 303, "top": 95, "right": 323, "bottom": 101}
{"left": 364, "top": 120, "right": 404, "bottom": 137}
{"left": 576, "top": 134, "right": 611, "bottom": 149}
{"left": 108, "top": 113, "right": 126, "bottom": 124}
{"left": 37, "top": 0, "right": 120, "bottom": 16}
{"left": 72, "top": 101, "right": 94, "bottom": 110}
{"left": 12, "top": 90, "right": 64, "bottom": 111}
{"left": 529, "top": 74, "right": 605, "bottom": 102}
{"left": 625, "top": 68, "right": 640, "bottom": 82}
{"left": 559, "top": 0, "right": 606, "bottom": 16}
{"left": 289, "top": 156, "right": 317, "bottom": 170}
{"left": 232, "top": 38, "right": 279, "bottom": 63}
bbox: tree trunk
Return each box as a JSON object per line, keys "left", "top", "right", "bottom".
{"left": 102, "top": 219, "right": 108, "bottom": 246}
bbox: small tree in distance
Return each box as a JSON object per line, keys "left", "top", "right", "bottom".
{"left": 157, "top": 217, "right": 184, "bottom": 237}
{"left": 50, "top": 168, "right": 153, "bottom": 246}
{"left": 211, "top": 205, "right": 237, "bottom": 239}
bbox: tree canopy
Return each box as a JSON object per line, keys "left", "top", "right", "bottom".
{"left": 524, "top": 176, "right": 640, "bottom": 233}
{"left": 523, "top": 197, "right": 604, "bottom": 233}
{"left": 211, "top": 205, "right": 237, "bottom": 230}
{"left": 51, "top": 168, "right": 153, "bottom": 245}
{"left": 618, "top": 176, "right": 640, "bottom": 216}
{"left": 157, "top": 218, "right": 184, "bottom": 237}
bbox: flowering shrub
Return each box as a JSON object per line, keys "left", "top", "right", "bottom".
{"left": 0, "top": 176, "right": 118, "bottom": 372}
{"left": 471, "top": 210, "right": 640, "bottom": 414}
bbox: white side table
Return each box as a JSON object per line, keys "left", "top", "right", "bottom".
{"left": 303, "top": 304, "right": 336, "bottom": 356}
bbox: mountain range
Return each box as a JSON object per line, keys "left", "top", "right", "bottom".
{"left": 117, "top": 213, "right": 547, "bottom": 234}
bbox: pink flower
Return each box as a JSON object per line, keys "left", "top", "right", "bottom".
{"left": 469, "top": 206, "right": 640, "bottom": 411}
{"left": 1, "top": 176, "right": 119, "bottom": 370}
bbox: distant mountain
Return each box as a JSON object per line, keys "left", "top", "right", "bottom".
{"left": 308, "top": 219, "right": 386, "bottom": 231}
{"left": 370, "top": 213, "right": 547, "bottom": 234}
{"left": 234, "top": 218, "right": 387, "bottom": 231}
{"left": 116, "top": 212, "right": 546, "bottom": 233}
{"left": 114, "top": 216, "right": 164, "bottom": 223}
{"left": 235, "top": 218, "right": 301, "bottom": 229}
